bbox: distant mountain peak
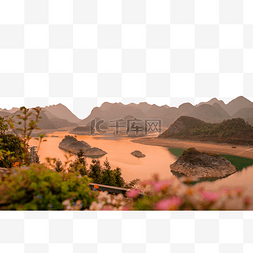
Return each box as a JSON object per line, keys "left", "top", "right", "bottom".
{"left": 45, "top": 104, "right": 80, "bottom": 123}
{"left": 209, "top": 98, "right": 219, "bottom": 103}
{"left": 179, "top": 102, "right": 194, "bottom": 109}
{"left": 226, "top": 96, "right": 253, "bottom": 116}
{"left": 229, "top": 96, "right": 250, "bottom": 103}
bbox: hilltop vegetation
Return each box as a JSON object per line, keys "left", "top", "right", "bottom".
{"left": 159, "top": 116, "right": 253, "bottom": 146}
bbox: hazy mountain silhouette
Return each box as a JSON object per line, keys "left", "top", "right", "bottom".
{"left": 1, "top": 96, "right": 253, "bottom": 130}
{"left": 197, "top": 98, "right": 226, "bottom": 110}
{"left": 100, "top": 102, "right": 113, "bottom": 111}
{"left": 11, "top": 110, "right": 57, "bottom": 130}
{"left": 212, "top": 103, "right": 231, "bottom": 119}
{"left": 45, "top": 104, "right": 80, "bottom": 123}
{"left": 50, "top": 118, "right": 78, "bottom": 128}
{"left": 0, "top": 106, "right": 77, "bottom": 130}
{"left": 232, "top": 107, "right": 253, "bottom": 120}
{"left": 145, "top": 104, "right": 169, "bottom": 117}
{"left": 79, "top": 103, "right": 146, "bottom": 125}
{"left": 178, "top": 103, "right": 195, "bottom": 114}
{"left": 196, "top": 96, "right": 253, "bottom": 117}
{"left": 225, "top": 96, "right": 253, "bottom": 116}
{"left": 42, "top": 108, "right": 59, "bottom": 120}
{"left": 0, "top": 111, "right": 11, "bottom": 118}
{"left": 186, "top": 104, "right": 231, "bottom": 123}
{"left": 80, "top": 96, "right": 252, "bottom": 127}
{"left": 79, "top": 107, "right": 106, "bottom": 125}
{"left": 134, "top": 102, "right": 153, "bottom": 113}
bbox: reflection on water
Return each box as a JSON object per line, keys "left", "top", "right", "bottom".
{"left": 29, "top": 131, "right": 253, "bottom": 193}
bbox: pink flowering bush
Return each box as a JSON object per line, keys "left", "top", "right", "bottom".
{"left": 62, "top": 174, "right": 252, "bottom": 211}
{"left": 127, "top": 175, "right": 252, "bottom": 210}
{"left": 126, "top": 189, "right": 141, "bottom": 198}
{"left": 89, "top": 191, "right": 128, "bottom": 211}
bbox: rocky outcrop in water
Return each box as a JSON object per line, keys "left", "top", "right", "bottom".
{"left": 170, "top": 147, "right": 236, "bottom": 179}
{"left": 131, "top": 150, "right": 146, "bottom": 158}
{"left": 70, "top": 126, "right": 93, "bottom": 135}
{"left": 84, "top": 147, "right": 107, "bottom": 157}
{"left": 59, "top": 135, "right": 91, "bottom": 153}
{"left": 58, "top": 135, "right": 107, "bottom": 157}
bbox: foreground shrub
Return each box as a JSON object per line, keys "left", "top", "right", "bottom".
{"left": 127, "top": 175, "right": 252, "bottom": 210}
{"left": 0, "top": 133, "right": 25, "bottom": 168}
{"left": 0, "top": 164, "right": 96, "bottom": 210}
{"left": 88, "top": 158, "right": 126, "bottom": 187}
{"left": 49, "top": 150, "right": 137, "bottom": 188}
{"left": 0, "top": 107, "right": 45, "bottom": 168}
{"left": 63, "top": 191, "right": 128, "bottom": 211}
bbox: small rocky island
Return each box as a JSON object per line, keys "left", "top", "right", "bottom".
{"left": 170, "top": 147, "right": 236, "bottom": 179}
{"left": 59, "top": 135, "right": 107, "bottom": 157}
{"left": 70, "top": 126, "right": 93, "bottom": 135}
{"left": 131, "top": 150, "right": 146, "bottom": 158}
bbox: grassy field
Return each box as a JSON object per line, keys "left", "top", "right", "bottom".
{"left": 168, "top": 148, "right": 253, "bottom": 170}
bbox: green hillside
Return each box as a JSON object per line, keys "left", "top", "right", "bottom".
{"left": 160, "top": 117, "right": 253, "bottom": 146}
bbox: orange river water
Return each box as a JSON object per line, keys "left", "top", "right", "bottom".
{"left": 29, "top": 131, "right": 253, "bottom": 195}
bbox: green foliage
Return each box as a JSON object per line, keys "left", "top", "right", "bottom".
{"left": 54, "top": 159, "right": 63, "bottom": 172}
{"left": 0, "top": 107, "right": 46, "bottom": 167}
{"left": 68, "top": 149, "right": 88, "bottom": 175}
{"left": 0, "top": 164, "right": 96, "bottom": 210}
{"left": 0, "top": 117, "right": 8, "bottom": 135}
{"left": 54, "top": 150, "right": 128, "bottom": 188}
{"left": 0, "top": 134, "right": 25, "bottom": 168}
{"left": 161, "top": 117, "right": 253, "bottom": 146}
{"left": 87, "top": 158, "right": 126, "bottom": 187}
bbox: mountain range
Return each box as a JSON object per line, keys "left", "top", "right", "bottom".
{"left": 0, "top": 104, "right": 79, "bottom": 129}
{"left": 0, "top": 96, "right": 253, "bottom": 129}
{"left": 79, "top": 96, "right": 253, "bottom": 127}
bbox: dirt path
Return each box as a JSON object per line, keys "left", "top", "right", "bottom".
{"left": 131, "top": 137, "right": 253, "bottom": 159}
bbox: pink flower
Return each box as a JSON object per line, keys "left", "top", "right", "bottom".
{"left": 155, "top": 196, "right": 182, "bottom": 210}
{"left": 126, "top": 189, "right": 141, "bottom": 198}
{"left": 221, "top": 188, "right": 231, "bottom": 194}
{"left": 235, "top": 187, "right": 243, "bottom": 196}
{"left": 201, "top": 191, "right": 219, "bottom": 202}
{"left": 152, "top": 179, "right": 174, "bottom": 192}
{"left": 244, "top": 197, "right": 250, "bottom": 205}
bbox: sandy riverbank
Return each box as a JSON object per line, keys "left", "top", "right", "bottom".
{"left": 131, "top": 137, "right": 253, "bottom": 160}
